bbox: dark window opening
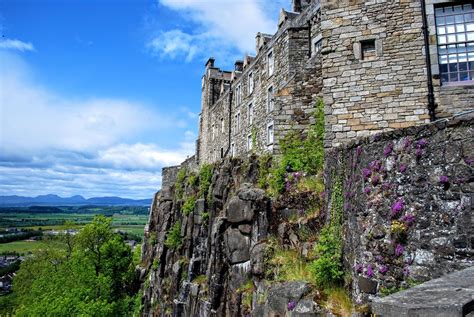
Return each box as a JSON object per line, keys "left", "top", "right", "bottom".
{"left": 220, "top": 148, "right": 224, "bottom": 158}
{"left": 361, "top": 40, "right": 376, "bottom": 60}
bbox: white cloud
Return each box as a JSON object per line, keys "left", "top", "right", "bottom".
{"left": 149, "top": 0, "right": 287, "bottom": 62}
{"left": 0, "top": 38, "right": 35, "bottom": 52}
{"left": 0, "top": 52, "right": 196, "bottom": 198}
{"left": 147, "top": 29, "right": 198, "bottom": 62}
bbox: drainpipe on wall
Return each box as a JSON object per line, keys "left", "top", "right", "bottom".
{"left": 421, "top": 0, "right": 437, "bottom": 121}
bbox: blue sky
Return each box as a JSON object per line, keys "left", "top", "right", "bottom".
{"left": 0, "top": 0, "right": 287, "bottom": 199}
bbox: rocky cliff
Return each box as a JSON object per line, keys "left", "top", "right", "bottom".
{"left": 139, "top": 114, "right": 473, "bottom": 316}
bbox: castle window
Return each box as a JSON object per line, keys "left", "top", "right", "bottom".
{"left": 247, "top": 134, "right": 253, "bottom": 151}
{"left": 221, "top": 118, "right": 225, "bottom": 133}
{"left": 268, "top": 50, "right": 274, "bottom": 76}
{"left": 436, "top": 3, "right": 474, "bottom": 84}
{"left": 211, "top": 124, "right": 215, "bottom": 140}
{"left": 361, "top": 40, "right": 376, "bottom": 60}
{"left": 248, "top": 72, "right": 254, "bottom": 94}
{"left": 267, "top": 86, "right": 274, "bottom": 112}
{"left": 237, "top": 112, "right": 241, "bottom": 130}
{"left": 236, "top": 84, "right": 242, "bottom": 105}
{"left": 231, "top": 143, "right": 235, "bottom": 157}
{"left": 314, "top": 39, "right": 322, "bottom": 55}
{"left": 248, "top": 103, "right": 254, "bottom": 125}
{"left": 220, "top": 147, "right": 224, "bottom": 158}
{"left": 267, "top": 122, "right": 274, "bottom": 145}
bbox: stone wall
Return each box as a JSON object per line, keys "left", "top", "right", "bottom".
{"left": 198, "top": 1, "right": 323, "bottom": 164}
{"left": 325, "top": 113, "right": 474, "bottom": 302}
{"left": 320, "top": 0, "right": 431, "bottom": 147}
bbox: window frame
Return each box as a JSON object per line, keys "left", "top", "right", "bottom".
{"left": 248, "top": 103, "right": 254, "bottom": 126}
{"left": 248, "top": 72, "right": 254, "bottom": 95}
{"left": 267, "top": 122, "right": 274, "bottom": 146}
{"left": 268, "top": 50, "right": 274, "bottom": 77}
{"left": 435, "top": 3, "right": 474, "bottom": 85}
{"left": 267, "top": 86, "right": 274, "bottom": 112}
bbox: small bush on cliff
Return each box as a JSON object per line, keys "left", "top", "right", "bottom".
{"left": 310, "top": 177, "right": 344, "bottom": 287}
{"left": 267, "top": 99, "right": 325, "bottom": 195}
{"left": 198, "top": 164, "right": 213, "bottom": 199}
{"left": 175, "top": 167, "right": 188, "bottom": 199}
{"left": 164, "top": 221, "right": 182, "bottom": 250}
{"left": 182, "top": 196, "right": 196, "bottom": 216}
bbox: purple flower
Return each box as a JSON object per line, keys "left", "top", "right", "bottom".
{"left": 403, "top": 137, "right": 411, "bottom": 150}
{"left": 294, "top": 172, "right": 302, "bottom": 179}
{"left": 375, "top": 255, "right": 384, "bottom": 263}
{"left": 399, "top": 164, "right": 407, "bottom": 173}
{"left": 287, "top": 300, "right": 297, "bottom": 311}
{"left": 364, "top": 186, "right": 371, "bottom": 195}
{"left": 285, "top": 182, "right": 291, "bottom": 191}
{"left": 369, "top": 160, "right": 382, "bottom": 171}
{"left": 416, "top": 139, "right": 427, "bottom": 148}
{"left": 382, "top": 182, "right": 392, "bottom": 191}
{"left": 415, "top": 148, "right": 423, "bottom": 158}
{"left": 356, "top": 146, "right": 363, "bottom": 157}
{"left": 391, "top": 198, "right": 404, "bottom": 217}
{"left": 355, "top": 263, "right": 363, "bottom": 273}
{"left": 439, "top": 175, "right": 449, "bottom": 184}
{"left": 401, "top": 214, "right": 416, "bottom": 226}
{"left": 403, "top": 266, "right": 410, "bottom": 277}
{"left": 379, "top": 265, "right": 389, "bottom": 275}
{"left": 395, "top": 244, "right": 404, "bottom": 257}
{"left": 362, "top": 168, "right": 372, "bottom": 180}
{"left": 366, "top": 264, "right": 374, "bottom": 278}
{"left": 383, "top": 142, "right": 394, "bottom": 157}
{"left": 371, "top": 174, "right": 379, "bottom": 185}
{"left": 464, "top": 157, "right": 474, "bottom": 166}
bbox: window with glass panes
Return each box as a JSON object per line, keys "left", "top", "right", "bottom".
{"left": 436, "top": 3, "right": 474, "bottom": 84}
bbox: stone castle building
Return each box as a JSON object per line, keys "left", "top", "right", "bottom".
{"left": 197, "top": 0, "right": 474, "bottom": 164}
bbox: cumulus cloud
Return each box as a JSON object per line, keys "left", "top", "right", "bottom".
{"left": 148, "top": 0, "right": 287, "bottom": 62}
{"left": 0, "top": 38, "right": 35, "bottom": 52}
{"left": 0, "top": 52, "right": 195, "bottom": 198}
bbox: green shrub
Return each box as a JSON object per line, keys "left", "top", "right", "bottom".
{"left": 152, "top": 259, "right": 159, "bottom": 270}
{"left": 198, "top": 164, "right": 213, "bottom": 199}
{"left": 201, "top": 211, "right": 209, "bottom": 223}
{"left": 182, "top": 196, "right": 196, "bottom": 216}
{"left": 175, "top": 168, "right": 188, "bottom": 199}
{"left": 187, "top": 172, "right": 198, "bottom": 187}
{"left": 164, "top": 221, "right": 182, "bottom": 250}
{"left": 267, "top": 99, "right": 325, "bottom": 195}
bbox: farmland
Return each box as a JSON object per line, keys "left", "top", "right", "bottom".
{"left": 0, "top": 206, "right": 148, "bottom": 255}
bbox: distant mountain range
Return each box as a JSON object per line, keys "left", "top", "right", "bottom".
{"left": 0, "top": 194, "right": 152, "bottom": 207}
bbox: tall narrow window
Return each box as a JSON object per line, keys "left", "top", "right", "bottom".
{"left": 236, "top": 84, "right": 242, "bottom": 105}
{"left": 267, "top": 86, "right": 274, "bottom": 112}
{"left": 436, "top": 4, "right": 474, "bottom": 84}
{"left": 211, "top": 124, "right": 215, "bottom": 140}
{"left": 268, "top": 51, "right": 274, "bottom": 76}
{"left": 220, "top": 147, "right": 224, "bottom": 158}
{"left": 231, "top": 143, "right": 235, "bottom": 157}
{"left": 248, "top": 103, "right": 253, "bottom": 125}
{"left": 247, "top": 134, "right": 253, "bottom": 151}
{"left": 221, "top": 118, "right": 225, "bottom": 133}
{"left": 248, "top": 72, "right": 254, "bottom": 94}
{"left": 267, "top": 123, "right": 274, "bottom": 145}
{"left": 314, "top": 39, "right": 322, "bottom": 55}
{"left": 237, "top": 112, "right": 241, "bottom": 130}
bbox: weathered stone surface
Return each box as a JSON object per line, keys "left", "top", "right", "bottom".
{"left": 226, "top": 195, "right": 254, "bottom": 223}
{"left": 267, "top": 282, "right": 311, "bottom": 315}
{"left": 250, "top": 243, "right": 266, "bottom": 276}
{"left": 225, "top": 228, "right": 250, "bottom": 264}
{"left": 358, "top": 276, "right": 378, "bottom": 294}
{"left": 372, "top": 266, "right": 474, "bottom": 317}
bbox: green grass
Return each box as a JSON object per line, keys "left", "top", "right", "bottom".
{"left": 0, "top": 240, "right": 51, "bottom": 255}
{"left": 114, "top": 226, "right": 145, "bottom": 236}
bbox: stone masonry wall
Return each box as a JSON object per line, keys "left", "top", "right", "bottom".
{"left": 320, "top": 0, "right": 431, "bottom": 148}
{"left": 325, "top": 113, "right": 474, "bottom": 303}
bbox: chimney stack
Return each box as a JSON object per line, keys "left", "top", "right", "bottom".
{"left": 234, "top": 60, "right": 243, "bottom": 72}
{"left": 205, "top": 57, "right": 215, "bottom": 68}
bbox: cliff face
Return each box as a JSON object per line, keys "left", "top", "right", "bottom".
{"left": 139, "top": 115, "right": 473, "bottom": 317}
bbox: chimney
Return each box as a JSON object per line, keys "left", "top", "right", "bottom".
{"left": 205, "top": 57, "right": 215, "bottom": 68}
{"left": 234, "top": 60, "right": 243, "bottom": 72}
{"left": 292, "top": 0, "right": 310, "bottom": 13}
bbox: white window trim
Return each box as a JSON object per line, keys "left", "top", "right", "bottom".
{"left": 267, "top": 86, "right": 274, "bottom": 112}
{"left": 268, "top": 50, "right": 274, "bottom": 77}
{"left": 267, "top": 121, "right": 274, "bottom": 146}
{"left": 248, "top": 103, "right": 254, "bottom": 125}
{"left": 247, "top": 133, "right": 253, "bottom": 151}
{"left": 248, "top": 72, "right": 254, "bottom": 95}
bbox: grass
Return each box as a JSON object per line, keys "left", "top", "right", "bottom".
{"left": 323, "top": 287, "right": 353, "bottom": 317}
{"left": 0, "top": 240, "right": 51, "bottom": 255}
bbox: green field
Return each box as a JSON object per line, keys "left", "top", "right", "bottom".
{"left": 0, "top": 211, "right": 148, "bottom": 254}
{"left": 0, "top": 240, "right": 51, "bottom": 254}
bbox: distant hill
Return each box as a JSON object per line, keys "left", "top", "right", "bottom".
{"left": 0, "top": 194, "right": 152, "bottom": 207}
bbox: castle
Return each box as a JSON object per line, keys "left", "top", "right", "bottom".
{"left": 196, "top": 0, "right": 473, "bottom": 164}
